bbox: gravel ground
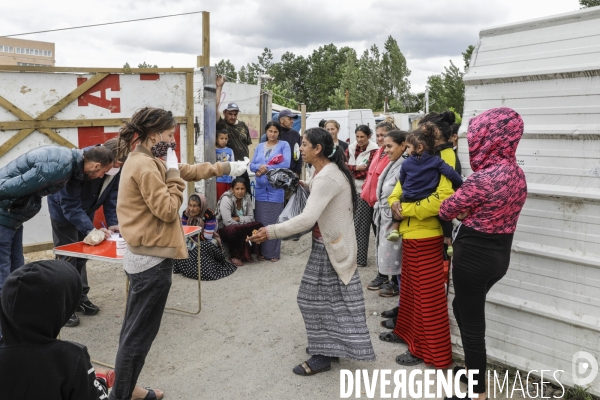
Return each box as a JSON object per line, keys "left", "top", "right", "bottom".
{"left": 26, "top": 235, "right": 526, "bottom": 400}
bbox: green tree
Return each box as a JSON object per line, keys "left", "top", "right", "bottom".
{"left": 138, "top": 61, "right": 158, "bottom": 68}
{"left": 327, "top": 49, "right": 358, "bottom": 110}
{"left": 215, "top": 59, "right": 237, "bottom": 82}
{"left": 354, "top": 45, "right": 382, "bottom": 110}
{"left": 580, "top": 0, "right": 600, "bottom": 8}
{"left": 426, "top": 74, "right": 447, "bottom": 113}
{"left": 463, "top": 45, "right": 475, "bottom": 70}
{"left": 305, "top": 44, "right": 349, "bottom": 111}
{"left": 442, "top": 60, "right": 465, "bottom": 116}
{"left": 381, "top": 36, "right": 411, "bottom": 111}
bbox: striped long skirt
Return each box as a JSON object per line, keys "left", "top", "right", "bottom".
{"left": 300, "top": 240, "right": 376, "bottom": 361}
{"left": 353, "top": 197, "right": 373, "bottom": 266}
{"left": 255, "top": 201, "right": 284, "bottom": 259}
{"left": 393, "top": 236, "right": 452, "bottom": 368}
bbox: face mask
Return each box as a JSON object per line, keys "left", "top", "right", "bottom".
{"left": 105, "top": 167, "right": 120, "bottom": 176}
{"left": 151, "top": 134, "right": 177, "bottom": 158}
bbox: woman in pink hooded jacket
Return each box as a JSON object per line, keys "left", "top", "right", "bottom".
{"left": 439, "top": 107, "right": 527, "bottom": 400}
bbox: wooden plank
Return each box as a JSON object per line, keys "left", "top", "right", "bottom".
{"left": 203, "top": 12, "right": 210, "bottom": 67}
{"left": 36, "top": 73, "right": 109, "bottom": 121}
{"left": 0, "top": 128, "right": 34, "bottom": 158}
{"left": 0, "top": 95, "right": 33, "bottom": 121}
{"left": 23, "top": 241, "right": 54, "bottom": 254}
{"left": 0, "top": 117, "right": 187, "bottom": 130}
{"left": 38, "top": 128, "right": 76, "bottom": 148}
{"left": 186, "top": 72, "right": 195, "bottom": 195}
{"left": 0, "top": 66, "right": 193, "bottom": 73}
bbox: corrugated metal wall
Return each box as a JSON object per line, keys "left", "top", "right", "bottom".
{"left": 455, "top": 8, "right": 600, "bottom": 395}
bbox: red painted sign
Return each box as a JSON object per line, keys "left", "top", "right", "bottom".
{"left": 77, "top": 74, "right": 121, "bottom": 113}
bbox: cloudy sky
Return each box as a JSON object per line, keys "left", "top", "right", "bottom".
{"left": 1, "top": 0, "right": 582, "bottom": 94}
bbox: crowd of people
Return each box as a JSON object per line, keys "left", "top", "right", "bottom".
{"left": 0, "top": 67, "right": 527, "bottom": 400}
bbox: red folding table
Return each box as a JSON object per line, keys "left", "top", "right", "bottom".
{"left": 54, "top": 226, "right": 202, "bottom": 368}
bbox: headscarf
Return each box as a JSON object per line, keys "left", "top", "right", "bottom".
{"left": 184, "top": 193, "right": 209, "bottom": 228}
{"left": 0, "top": 260, "right": 81, "bottom": 345}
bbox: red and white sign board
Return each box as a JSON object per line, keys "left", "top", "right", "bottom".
{"left": 0, "top": 72, "right": 191, "bottom": 246}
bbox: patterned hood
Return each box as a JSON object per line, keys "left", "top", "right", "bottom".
{"left": 467, "top": 107, "right": 524, "bottom": 172}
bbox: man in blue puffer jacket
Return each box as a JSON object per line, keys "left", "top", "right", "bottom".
{"left": 0, "top": 145, "right": 115, "bottom": 302}
{"left": 48, "top": 139, "right": 125, "bottom": 327}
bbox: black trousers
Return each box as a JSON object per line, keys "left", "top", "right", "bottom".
{"left": 451, "top": 224, "right": 514, "bottom": 394}
{"left": 109, "top": 259, "right": 173, "bottom": 400}
{"left": 51, "top": 219, "right": 90, "bottom": 304}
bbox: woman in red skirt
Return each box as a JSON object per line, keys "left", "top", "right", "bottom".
{"left": 379, "top": 113, "right": 460, "bottom": 369}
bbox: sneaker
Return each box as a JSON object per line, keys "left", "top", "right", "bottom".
{"left": 77, "top": 300, "right": 100, "bottom": 316}
{"left": 379, "top": 282, "right": 399, "bottom": 297}
{"left": 65, "top": 313, "right": 80, "bottom": 327}
{"left": 387, "top": 230, "right": 400, "bottom": 242}
{"left": 367, "top": 275, "right": 389, "bottom": 290}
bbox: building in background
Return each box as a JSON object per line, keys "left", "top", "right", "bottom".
{"left": 0, "top": 38, "right": 55, "bottom": 66}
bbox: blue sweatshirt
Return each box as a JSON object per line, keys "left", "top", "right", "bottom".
{"left": 250, "top": 141, "right": 291, "bottom": 203}
{"left": 216, "top": 147, "right": 234, "bottom": 184}
{"left": 399, "top": 152, "right": 463, "bottom": 202}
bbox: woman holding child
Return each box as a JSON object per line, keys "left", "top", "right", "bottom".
{"left": 379, "top": 111, "right": 460, "bottom": 370}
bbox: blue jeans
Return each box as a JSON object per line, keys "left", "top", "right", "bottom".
{"left": 0, "top": 225, "right": 24, "bottom": 298}
{"left": 109, "top": 259, "right": 173, "bottom": 400}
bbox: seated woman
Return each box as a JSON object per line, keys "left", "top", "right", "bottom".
{"left": 217, "top": 177, "right": 264, "bottom": 266}
{"left": 173, "top": 193, "right": 237, "bottom": 281}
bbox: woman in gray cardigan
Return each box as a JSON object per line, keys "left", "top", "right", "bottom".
{"left": 249, "top": 128, "right": 375, "bottom": 376}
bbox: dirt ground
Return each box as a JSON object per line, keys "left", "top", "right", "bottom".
{"left": 26, "top": 235, "right": 523, "bottom": 400}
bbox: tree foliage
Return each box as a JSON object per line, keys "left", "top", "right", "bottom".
{"left": 580, "top": 0, "right": 600, "bottom": 8}
{"left": 215, "top": 59, "right": 237, "bottom": 81}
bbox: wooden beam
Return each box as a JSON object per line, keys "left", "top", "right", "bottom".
{"left": 202, "top": 12, "right": 210, "bottom": 67}
{"left": 0, "top": 66, "right": 194, "bottom": 73}
{"left": 0, "top": 128, "right": 35, "bottom": 158}
{"left": 36, "top": 73, "right": 109, "bottom": 121}
{"left": 38, "top": 128, "right": 77, "bottom": 148}
{"left": 0, "top": 116, "right": 187, "bottom": 130}
{"left": 186, "top": 72, "right": 195, "bottom": 195}
{"left": 0, "top": 95, "right": 33, "bottom": 121}
{"left": 23, "top": 241, "right": 54, "bottom": 254}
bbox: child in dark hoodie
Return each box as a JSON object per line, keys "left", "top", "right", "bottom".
{"left": 0, "top": 260, "right": 151, "bottom": 400}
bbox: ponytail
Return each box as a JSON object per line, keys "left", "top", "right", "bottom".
{"left": 304, "top": 127, "right": 357, "bottom": 211}
{"left": 118, "top": 107, "right": 176, "bottom": 159}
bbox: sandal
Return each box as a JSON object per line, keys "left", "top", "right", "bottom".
{"left": 380, "top": 318, "right": 397, "bottom": 329}
{"left": 257, "top": 256, "right": 265, "bottom": 261}
{"left": 141, "top": 387, "right": 164, "bottom": 400}
{"left": 244, "top": 257, "right": 254, "bottom": 263}
{"left": 270, "top": 258, "right": 279, "bottom": 262}
{"left": 395, "top": 350, "right": 423, "bottom": 366}
{"left": 378, "top": 331, "right": 405, "bottom": 344}
{"left": 229, "top": 258, "right": 243, "bottom": 267}
{"left": 381, "top": 306, "right": 399, "bottom": 318}
{"left": 305, "top": 347, "right": 340, "bottom": 362}
{"left": 292, "top": 360, "right": 331, "bottom": 376}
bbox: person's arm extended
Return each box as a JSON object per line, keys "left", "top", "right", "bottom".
{"left": 178, "top": 162, "right": 232, "bottom": 181}
{"left": 267, "top": 175, "right": 336, "bottom": 239}
{"left": 138, "top": 169, "right": 185, "bottom": 223}
{"left": 438, "top": 158, "right": 463, "bottom": 188}
{"left": 216, "top": 74, "right": 224, "bottom": 122}
{"left": 58, "top": 180, "right": 96, "bottom": 236}
{"left": 440, "top": 174, "right": 487, "bottom": 221}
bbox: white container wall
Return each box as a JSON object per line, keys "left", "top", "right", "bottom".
{"left": 457, "top": 8, "right": 600, "bottom": 395}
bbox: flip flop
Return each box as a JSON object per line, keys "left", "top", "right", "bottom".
{"left": 257, "top": 256, "right": 265, "bottom": 261}
{"left": 380, "top": 318, "right": 397, "bottom": 329}
{"left": 395, "top": 350, "right": 423, "bottom": 366}
{"left": 142, "top": 388, "right": 164, "bottom": 400}
{"left": 292, "top": 360, "right": 331, "bottom": 376}
{"left": 378, "top": 331, "right": 405, "bottom": 344}
{"left": 270, "top": 258, "right": 279, "bottom": 262}
{"left": 381, "top": 306, "right": 399, "bottom": 318}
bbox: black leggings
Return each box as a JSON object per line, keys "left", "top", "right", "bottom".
{"left": 452, "top": 224, "right": 514, "bottom": 394}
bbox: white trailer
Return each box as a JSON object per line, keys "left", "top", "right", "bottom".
{"left": 305, "top": 109, "right": 376, "bottom": 143}
{"left": 458, "top": 7, "right": 600, "bottom": 395}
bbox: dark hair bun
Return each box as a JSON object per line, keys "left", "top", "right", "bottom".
{"left": 441, "top": 111, "right": 456, "bottom": 125}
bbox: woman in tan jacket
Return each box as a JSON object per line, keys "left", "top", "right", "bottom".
{"left": 249, "top": 127, "right": 375, "bottom": 376}
{"left": 111, "top": 108, "right": 248, "bottom": 400}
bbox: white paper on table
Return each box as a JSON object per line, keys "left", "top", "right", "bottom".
{"left": 107, "top": 233, "right": 121, "bottom": 241}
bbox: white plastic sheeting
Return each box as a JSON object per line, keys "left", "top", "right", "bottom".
{"left": 456, "top": 7, "right": 600, "bottom": 395}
